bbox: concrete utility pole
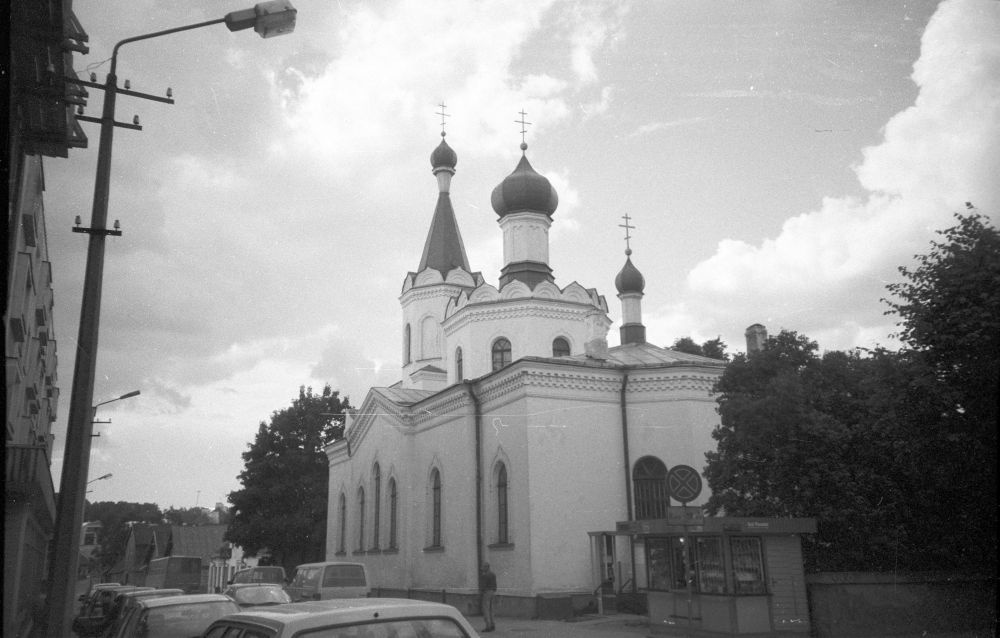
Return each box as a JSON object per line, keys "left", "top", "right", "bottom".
{"left": 45, "top": 5, "right": 297, "bottom": 636}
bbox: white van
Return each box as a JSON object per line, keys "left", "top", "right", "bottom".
{"left": 285, "top": 562, "right": 371, "bottom": 601}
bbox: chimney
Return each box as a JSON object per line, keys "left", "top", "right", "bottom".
{"left": 745, "top": 324, "right": 767, "bottom": 355}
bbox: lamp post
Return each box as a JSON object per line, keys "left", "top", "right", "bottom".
{"left": 87, "top": 473, "right": 113, "bottom": 485}
{"left": 46, "top": 5, "right": 297, "bottom": 635}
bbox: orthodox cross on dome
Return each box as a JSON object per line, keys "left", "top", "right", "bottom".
{"left": 619, "top": 213, "right": 636, "bottom": 255}
{"left": 515, "top": 109, "right": 532, "bottom": 150}
{"left": 436, "top": 101, "right": 450, "bottom": 137}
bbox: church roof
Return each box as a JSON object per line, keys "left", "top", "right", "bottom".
{"left": 490, "top": 148, "right": 558, "bottom": 218}
{"left": 417, "top": 192, "right": 471, "bottom": 276}
{"left": 430, "top": 137, "right": 457, "bottom": 170}
{"left": 560, "top": 341, "right": 725, "bottom": 367}
{"left": 614, "top": 254, "right": 645, "bottom": 294}
{"left": 373, "top": 386, "right": 436, "bottom": 405}
{"left": 417, "top": 136, "right": 471, "bottom": 277}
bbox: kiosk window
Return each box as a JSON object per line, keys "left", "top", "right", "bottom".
{"left": 696, "top": 537, "right": 725, "bottom": 594}
{"left": 646, "top": 537, "right": 689, "bottom": 591}
{"left": 731, "top": 537, "right": 766, "bottom": 594}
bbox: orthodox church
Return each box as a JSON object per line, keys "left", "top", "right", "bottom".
{"left": 324, "top": 128, "right": 727, "bottom": 618}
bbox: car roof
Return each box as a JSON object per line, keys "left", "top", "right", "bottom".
{"left": 98, "top": 585, "right": 145, "bottom": 595}
{"left": 225, "top": 583, "right": 284, "bottom": 589}
{"left": 138, "top": 593, "right": 235, "bottom": 609}
{"left": 293, "top": 561, "right": 366, "bottom": 568}
{"left": 118, "top": 588, "right": 183, "bottom": 599}
{"left": 212, "top": 598, "right": 470, "bottom": 632}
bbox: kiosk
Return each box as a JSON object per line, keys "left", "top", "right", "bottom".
{"left": 616, "top": 515, "right": 817, "bottom": 637}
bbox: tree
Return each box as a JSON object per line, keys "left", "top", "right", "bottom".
{"left": 704, "top": 332, "right": 945, "bottom": 571}
{"left": 704, "top": 211, "right": 999, "bottom": 573}
{"left": 883, "top": 211, "right": 999, "bottom": 571}
{"left": 670, "top": 336, "right": 729, "bottom": 361}
{"left": 226, "top": 385, "right": 351, "bottom": 573}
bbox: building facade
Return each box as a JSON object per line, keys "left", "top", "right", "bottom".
{"left": 325, "top": 134, "right": 726, "bottom": 618}
{"left": 6, "top": 2, "right": 89, "bottom": 634}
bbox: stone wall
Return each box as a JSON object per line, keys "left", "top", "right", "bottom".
{"left": 806, "top": 572, "right": 996, "bottom": 638}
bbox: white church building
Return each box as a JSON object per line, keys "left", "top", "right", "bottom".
{"left": 324, "top": 132, "right": 727, "bottom": 618}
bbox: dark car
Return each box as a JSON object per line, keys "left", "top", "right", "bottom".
{"left": 109, "top": 593, "right": 240, "bottom": 638}
{"left": 73, "top": 586, "right": 152, "bottom": 637}
{"left": 221, "top": 583, "right": 292, "bottom": 607}
{"left": 101, "top": 589, "right": 185, "bottom": 637}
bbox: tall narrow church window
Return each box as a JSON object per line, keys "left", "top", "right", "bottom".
{"left": 431, "top": 468, "right": 442, "bottom": 547}
{"left": 388, "top": 477, "right": 398, "bottom": 549}
{"left": 552, "top": 337, "right": 570, "bottom": 357}
{"left": 372, "top": 464, "right": 381, "bottom": 549}
{"left": 497, "top": 463, "right": 509, "bottom": 544}
{"left": 357, "top": 487, "right": 366, "bottom": 551}
{"left": 338, "top": 493, "right": 347, "bottom": 554}
{"left": 491, "top": 338, "right": 512, "bottom": 371}
{"left": 633, "top": 456, "right": 669, "bottom": 519}
{"left": 403, "top": 324, "right": 411, "bottom": 365}
{"left": 455, "top": 347, "right": 463, "bottom": 380}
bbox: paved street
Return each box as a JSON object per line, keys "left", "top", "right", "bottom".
{"left": 472, "top": 614, "right": 651, "bottom": 638}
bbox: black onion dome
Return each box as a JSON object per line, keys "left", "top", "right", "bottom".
{"left": 615, "top": 254, "right": 645, "bottom": 294}
{"left": 431, "top": 137, "right": 457, "bottom": 170}
{"left": 490, "top": 153, "right": 558, "bottom": 217}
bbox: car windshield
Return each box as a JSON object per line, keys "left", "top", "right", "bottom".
{"left": 139, "top": 601, "right": 239, "bottom": 638}
{"left": 300, "top": 617, "right": 470, "bottom": 638}
{"left": 232, "top": 586, "right": 291, "bottom": 606}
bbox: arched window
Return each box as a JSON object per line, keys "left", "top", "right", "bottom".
{"left": 633, "top": 456, "right": 669, "bottom": 520}
{"left": 455, "top": 347, "right": 464, "bottom": 381}
{"left": 497, "top": 463, "right": 509, "bottom": 544}
{"left": 552, "top": 337, "right": 570, "bottom": 357}
{"left": 338, "top": 493, "right": 347, "bottom": 554}
{"left": 403, "top": 324, "right": 411, "bottom": 365}
{"left": 357, "top": 487, "right": 366, "bottom": 551}
{"left": 491, "top": 338, "right": 512, "bottom": 371}
{"left": 388, "top": 477, "right": 398, "bottom": 549}
{"left": 372, "top": 463, "right": 381, "bottom": 549}
{"left": 431, "top": 468, "right": 442, "bottom": 547}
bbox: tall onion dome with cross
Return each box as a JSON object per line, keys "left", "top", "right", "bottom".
{"left": 615, "top": 214, "right": 646, "bottom": 345}
{"left": 399, "top": 103, "right": 483, "bottom": 389}
{"left": 491, "top": 110, "right": 559, "bottom": 289}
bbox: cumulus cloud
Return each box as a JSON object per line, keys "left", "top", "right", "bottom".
{"left": 675, "top": 0, "right": 1000, "bottom": 352}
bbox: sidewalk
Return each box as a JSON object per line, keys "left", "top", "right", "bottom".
{"left": 475, "top": 614, "right": 651, "bottom": 638}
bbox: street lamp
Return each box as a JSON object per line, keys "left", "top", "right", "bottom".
{"left": 87, "top": 473, "right": 113, "bottom": 485}
{"left": 46, "top": 5, "right": 297, "bottom": 635}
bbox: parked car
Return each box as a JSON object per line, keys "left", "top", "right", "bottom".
{"left": 73, "top": 586, "right": 152, "bottom": 636}
{"left": 78, "top": 583, "right": 121, "bottom": 612}
{"left": 202, "top": 598, "right": 480, "bottom": 637}
{"left": 228, "top": 565, "right": 287, "bottom": 585}
{"left": 109, "top": 593, "right": 240, "bottom": 638}
{"left": 101, "top": 589, "right": 185, "bottom": 637}
{"left": 285, "top": 561, "right": 370, "bottom": 601}
{"left": 221, "top": 583, "right": 292, "bottom": 607}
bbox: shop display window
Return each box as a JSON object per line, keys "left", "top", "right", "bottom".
{"left": 644, "top": 534, "right": 767, "bottom": 595}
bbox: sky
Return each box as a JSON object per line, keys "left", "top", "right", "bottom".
{"left": 44, "top": 0, "right": 999, "bottom": 510}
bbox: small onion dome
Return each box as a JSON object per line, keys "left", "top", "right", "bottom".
{"left": 615, "top": 251, "right": 645, "bottom": 294}
{"left": 490, "top": 147, "right": 558, "bottom": 217}
{"left": 430, "top": 135, "right": 457, "bottom": 170}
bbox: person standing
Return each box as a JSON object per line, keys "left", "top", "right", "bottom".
{"left": 479, "top": 563, "right": 497, "bottom": 633}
